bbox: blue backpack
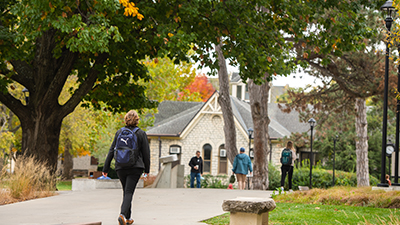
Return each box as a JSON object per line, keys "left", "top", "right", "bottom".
{"left": 114, "top": 127, "right": 140, "bottom": 168}
{"left": 280, "top": 148, "right": 292, "bottom": 166}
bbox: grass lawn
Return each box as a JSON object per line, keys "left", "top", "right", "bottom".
{"left": 203, "top": 203, "right": 400, "bottom": 225}
{"left": 56, "top": 180, "right": 72, "bottom": 191}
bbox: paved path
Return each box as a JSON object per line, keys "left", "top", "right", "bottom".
{"left": 0, "top": 188, "right": 273, "bottom": 225}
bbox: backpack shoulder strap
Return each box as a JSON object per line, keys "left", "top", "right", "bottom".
{"left": 132, "top": 127, "right": 140, "bottom": 133}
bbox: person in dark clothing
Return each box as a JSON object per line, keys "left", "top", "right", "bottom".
{"left": 188, "top": 151, "right": 203, "bottom": 188}
{"left": 280, "top": 141, "right": 297, "bottom": 193}
{"left": 102, "top": 110, "right": 150, "bottom": 225}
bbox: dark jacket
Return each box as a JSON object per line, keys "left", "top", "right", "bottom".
{"left": 188, "top": 156, "right": 203, "bottom": 174}
{"left": 103, "top": 126, "right": 150, "bottom": 173}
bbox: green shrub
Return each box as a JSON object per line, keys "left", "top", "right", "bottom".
{"left": 185, "top": 174, "right": 229, "bottom": 189}
{"left": 268, "top": 163, "right": 281, "bottom": 190}
{"left": 268, "top": 162, "right": 379, "bottom": 190}
{"left": 201, "top": 174, "right": 229, "bottom": 189}
{"left": 290, "top": 167, "right": 379, "bottom": 190}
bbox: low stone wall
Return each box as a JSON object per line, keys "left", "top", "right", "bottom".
{"left": 72, "top": 179, "right": 144, "bottom": 191}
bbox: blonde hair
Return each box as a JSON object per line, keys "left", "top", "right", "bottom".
{"left": 286, "top": 141, "right": 294, "bottom": 150}
{"left": 124, "top": 110, "right": 139, "bottom": 127}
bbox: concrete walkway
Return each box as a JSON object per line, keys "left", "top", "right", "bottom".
{"left": 0, "top": 188, "right": 273, "bottom": 225}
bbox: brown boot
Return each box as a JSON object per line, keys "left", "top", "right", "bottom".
{"left": 118, "top": 214, "right": 126, "bottom": 225}
{"left": 126, "top": 218, "right": 135, "bottom": 224}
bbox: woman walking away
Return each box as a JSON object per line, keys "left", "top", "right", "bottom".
{"left": 102, "top": 110, "right": 150, "bottom": 225}
{"left": 280, "top": 141, "right": 297, "bottom": 192}
{"left": 232, "top": 147, "right": 253, "bottom": 190}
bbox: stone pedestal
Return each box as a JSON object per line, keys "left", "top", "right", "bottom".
{"left": 152, "top": 155, "right": 184, "bottom": 188}
{"left": 222, "top": 197, "right": 276, "bottom": 225}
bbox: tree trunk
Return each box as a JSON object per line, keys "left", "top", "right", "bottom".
{"left": 216, "top": 42, "right": 237, "bottom": 164}
{"left": 21, "top": 112, "right": 63, "bottom": 175}
{"left": 63, "top": 138, "right": 73, "bottom": 180}
{"left": 248, "top": 75, "right": 270, "bottom": 190}
{"left": 355, "top": 98, "right": 370, "bottom": 186}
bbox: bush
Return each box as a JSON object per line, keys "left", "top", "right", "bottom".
{"left": 185, "top": 174, "right": 229, "bottom": 189}
{"left": 268, "top": 163, "right": 379, "bottom": 190}
{"left": 290, "top": 167, "right": 379, "bottom": 190}
{"left": 1, "top": 155, "right": 55, "bottom": 203}
{"left": 268, "top": 163, "right": 281, "bottom": 190}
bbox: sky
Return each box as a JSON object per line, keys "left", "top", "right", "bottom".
{"left": 199, "top": 63, "right": 324, "bottom": 89}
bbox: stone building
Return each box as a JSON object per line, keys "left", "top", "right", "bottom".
{"left": 146, "top": 89, "right": 310, "bottom": 176}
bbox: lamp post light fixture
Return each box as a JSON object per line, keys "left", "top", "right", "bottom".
{"left": 247, "top": 127, "right": 254, "bottom": 190}
{"left": 22, "top": 88, "right": 29, "bottom": 105}
{"left": 308, "top": 118, "right": 316, "bottom": 189}
{"left": 378, "top": 1, "right": 396, "bottom": 187}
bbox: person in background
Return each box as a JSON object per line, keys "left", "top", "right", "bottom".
{"left": 280, "top": 141, "right": 297, "bottom": 193}
{"left": 188, "top": 150, "right": 203, "bottom": 188}
{"left": 386, "top": 174, "right": 392, "bottom": 186}
{"left": 232, "top": 147, "right": 253, "bottom": 190}
{"left": 102, "top": 110, "right": 150, "bottom": 225}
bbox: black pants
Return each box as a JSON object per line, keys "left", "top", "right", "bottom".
{"left": 280, "top": 165, "right": 294, "bottom": 189}
{"left": 117, "top": 168, "right": 143, "bottom": 219}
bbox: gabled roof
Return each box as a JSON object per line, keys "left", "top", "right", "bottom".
{"left": 146, "top": 92, "right": 308, "bottom": 139}
{"left": 230, "top": 72, "right": 242, "bottom": 83}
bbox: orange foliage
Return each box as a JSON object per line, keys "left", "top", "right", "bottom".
{"left": 179, "top": 73, "right": 215, "bottom": 102}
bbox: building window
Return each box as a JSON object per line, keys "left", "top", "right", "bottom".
{"left": 90, "top": 156, "right": 98, "bottom": 165}
{"left": 218, "top": 144, "right": 227, "bottom": 174}
{"left": 169, "top": 145, "right": 181, "bottom": 168}
{"left": 203, "top": 144, "right": 212, "bottom": 173}
{"left": 236, "top": 85, "right": 242, "bottom": 99}
{"left": 245, "top": 84, "right": 249, "bottom": 100}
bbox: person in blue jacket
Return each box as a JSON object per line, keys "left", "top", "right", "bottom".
{"left": 232, "top": 147, "right": 253, "bottom": 190}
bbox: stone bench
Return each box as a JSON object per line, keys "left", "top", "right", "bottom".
{"left": 222, "top": 197, "right": 276, "bottom": 225}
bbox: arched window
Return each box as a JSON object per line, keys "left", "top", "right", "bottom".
{"left": 203, "top": 144, "right": 212, "bottom": 173}
{"left": 218, "top": 144, "right": 227, "bottom": 174}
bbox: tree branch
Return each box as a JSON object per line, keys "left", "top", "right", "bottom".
{"left": 9, "top": 60, "right": 34, "bottom": 89}
{"left": 61, "top": 53, "right": 109, "bottom": 117}
{"left": 43, "top": 50, "right": 79, "bottom": 104}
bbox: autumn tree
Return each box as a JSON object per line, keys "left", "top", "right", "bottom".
{"left": 152, "top": 0, "right": 379, "bottom": 190}
{"left": 0, "top": 0, "right": 194, "bottom": 174}
{"left": 179, "top": 73, "right": 215, "bottom": 102}
{"left": 279, "top": 7, "right": 392, "bottom": 186}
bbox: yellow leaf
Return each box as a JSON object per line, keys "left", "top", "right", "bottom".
{"left": 118, "top": 92, "right": 122, "bottom": 96}
{"left": 168, "top": 33, "right": 174, "bottom": 37}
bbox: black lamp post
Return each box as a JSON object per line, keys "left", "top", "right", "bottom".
{"left": 247, "top": 127, "right": 254, "bottom": 190}
{"left": 22, "top": 88, "right": 29, "bottom": 105}
{"left": 248, "top": 128, "right": 253, "bottom": 157}
{"left": 395, "top": 48, "right": 400, "bottom": 186}
{"left": 308, "top": 118, "right": 316, "bottom": 188}
{"left": 332, "top": 135, "right": 338, "bottom": 187}
{"left": 378, "top": 1, "right": 395, "bottom": 187}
